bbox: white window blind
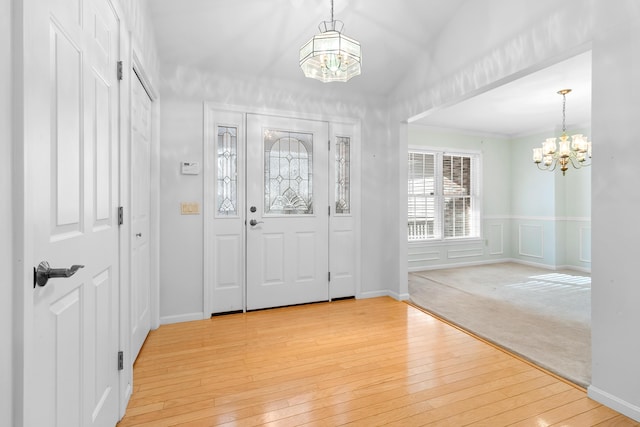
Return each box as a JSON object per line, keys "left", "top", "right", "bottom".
{"left": 408, "top": 150, "right": 480, "bottom": 241}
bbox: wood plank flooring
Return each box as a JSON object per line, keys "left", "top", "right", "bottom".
{"left": 117, "top": 297, "right": 639, "bottom": 426}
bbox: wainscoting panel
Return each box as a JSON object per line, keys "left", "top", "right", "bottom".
{"left": 580, "top": 226, "right": 592, "bottom": 263}
{"left": 488, "top": 224, "right": 504, "bottom": 255}
{"left": 518, "top": 224, "right": 544, "bottom": 259}
{"left": 447, "top": 247, "right": 484, "bottom": 259}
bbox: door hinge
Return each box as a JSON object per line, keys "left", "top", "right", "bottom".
{"left": 328, "top": 272, "right": 331, "bottom": 282}
{"left": 118, "top": 206, "right": 124, "bottom": 225}
{"left": 117, "top": 61, "right": 123, "bottom": 81}
{"left": 117, "top": 351, "right": 124, "bottom": 370}
{"left": 328, "top": 205, "right": 331, "bottom": 216}
{"left": 328, "top": 139, "right": 331, "bottom": 151}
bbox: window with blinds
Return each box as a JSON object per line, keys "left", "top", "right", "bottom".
{"left": 408, "top": 150, "right": 480, "bottom": 241}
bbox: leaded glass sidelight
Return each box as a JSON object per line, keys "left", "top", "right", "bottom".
{"left": 216, "top": 126, "right": 238, "bottom": 216}
{"left": 335, "top": 136, "right": 350, "bottom": 214}
{"left": 264, "top": 129, "right": 313, "bottom": 215}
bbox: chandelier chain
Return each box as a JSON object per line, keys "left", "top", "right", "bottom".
{"left": 562, "top": 93, "right": 566, "bottom": 133}
{"left": 330, "top": 0, "right": 334, "bottom": 23}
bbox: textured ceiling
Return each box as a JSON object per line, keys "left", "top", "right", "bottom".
{"left": 147, "top": 0, "right": 592, "bottom": 136}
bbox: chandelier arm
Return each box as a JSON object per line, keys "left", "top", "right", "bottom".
{"left": 567, "top": 155, "right": 581, "bottom": 170}
{"left": 567, "top": 154, "right": 592, "bottom": 169}
{"left": 536, "top": 161, "right": 557, "bottom": 172}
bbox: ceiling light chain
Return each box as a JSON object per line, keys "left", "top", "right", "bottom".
{"left": 299, "top": 0, "right": 362, "bottom": 83}
{"left": 532, "top": 89, "right": 592, "bottom": 176}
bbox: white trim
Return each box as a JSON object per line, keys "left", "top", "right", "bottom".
{"left": 160, "top": 312, "right": 206, "bottom": 325}
{"left": 389, "top": 291, "right": 411, "bottom": 301}
{"left": 408, "top": 250, "right": 441, "bottom": 263}
{"left": 409, "top": 237, "right": 484, "bottom": 247}
{"left": 408, "top": 144, "right": 482, "bottom": 155}
{"left": 357, "top": 290, "right": 390, "bottom": 299}
{"left": 447, "top": 248, "right": 484, "bottom": 259}
{"left": 580, "top": 226, "right": 592, "bottom": 263}
{"left": 409, "top": 258, "right": 513, "bottom": 272}
{"left": 131, "top": 51, "right": 157, "bottom": 101}
{"left": 203, "top": 102, "right": 362, "bottom": 313}
{"left": 408, "top": 257, "right": 591, "bottom": 273}
{"left": 588, "top": 386, "right": 640, "bottom": 423}
{"left": 484, "top": 215, "right": 591, "bottom": 221}
{"left": 518, "top": 224, "right": 544, "bottom": 258}
{"left": 488, "top": 224, "right": 504, "bottom": 255}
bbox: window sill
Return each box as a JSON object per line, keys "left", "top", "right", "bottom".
{"left": 408, "top": 237, "right": 484, "bottom": 246}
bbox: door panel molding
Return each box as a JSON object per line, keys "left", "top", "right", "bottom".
{"left": 203, "top": 103, "right": 361, "bottom": 315}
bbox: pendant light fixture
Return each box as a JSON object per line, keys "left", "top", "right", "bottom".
{"left": 533, "top": 89, "right": 592, "bottom": 176}
{"left": 299, "top": 0, "right": 361, "bottom": 82}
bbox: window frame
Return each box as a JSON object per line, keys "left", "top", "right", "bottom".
{"left": 408, "top": 146, "right": 482, "bottom": 243}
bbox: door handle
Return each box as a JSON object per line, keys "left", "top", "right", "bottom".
{"left": 136, "top": 233, "right": 142, "bottom": 237}
{"left": 34, "top": 261, "right": 85, "bottom": 288}
{"left": 249, "top": 219, "right": 264, "bottom": 226}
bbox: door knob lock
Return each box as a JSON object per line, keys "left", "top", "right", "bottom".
{"left": 249, "top": 219, "right": 264, "bottom": 226}
{"left": 34, "top": 261, "right": 85, "bottom": 288}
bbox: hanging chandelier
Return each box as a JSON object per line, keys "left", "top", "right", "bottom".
{"left": 299, "top": 0, "right": 361, "bottom": 82}
{"left": 533, "top": 89, "right": 592, "bottom": 176}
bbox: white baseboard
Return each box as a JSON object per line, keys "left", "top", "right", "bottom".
{"left": 160, "top": 312, "right": 205, "bottom": 325}
{"left": 511, "top": 258, "right": 592, "bottom": 273}
{"left": 389, "top": 291, "right": 410, "bottom": 301}
{"left": 409, "top": 257, "right": 591, "bottom": 274}
{"left": 358, "top": 290, "right": 410, "bottom": 301}
{"left": 357, "top": 290, "right": 391, "bottom": 299}
{"left": 409, "top": 258, "right": 512, "bottom": 272}
{"left": 588, "top": 385, "right": 640, "bottom": 422}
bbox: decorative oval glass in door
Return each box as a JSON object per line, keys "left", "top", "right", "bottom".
{"left": 263, "top": 129, "right": 314, "bottom": 215}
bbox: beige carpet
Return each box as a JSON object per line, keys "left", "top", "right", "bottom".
{"left": 409, "top": 262, "right": 591, "bottom": 388}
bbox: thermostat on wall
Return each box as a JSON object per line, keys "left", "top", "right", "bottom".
{"left": 181, "top": 161, "right": 200, "bottom": 175}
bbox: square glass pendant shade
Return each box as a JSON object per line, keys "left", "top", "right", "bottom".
{"left": 300, "top": 26, "right": 361, "bottom": 83}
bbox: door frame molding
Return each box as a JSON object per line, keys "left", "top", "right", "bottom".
{"left": 203, "top": 102, "right": 362, "bottom": 316}
{"left": 116, "top": 44, "right": 161, "bottom": 416}
{"left": 131, "top": 50, "right": 160, "bottom": 332}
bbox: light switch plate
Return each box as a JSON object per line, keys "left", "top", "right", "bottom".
{"left": 180, "top": 202, "right": 200, "bottom": 215}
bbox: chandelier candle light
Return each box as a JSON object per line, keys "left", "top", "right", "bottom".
{"left": 533, "top": 89, "right": 592, "bottom": 176}
{"left": 300, "top": 0, "right": 361, "bottom": 82}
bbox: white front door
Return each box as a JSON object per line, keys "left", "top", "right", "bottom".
{"left": 246, "top": 114, "right": 329, "bottom": 310}
{"left": 131, "top": 71, "right": 152, "bottom": 360}
{"left": 27, "top": 0, "right": 120, "bottom": 425}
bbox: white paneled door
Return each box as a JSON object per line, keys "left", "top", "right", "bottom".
{"left": 246, "top": 115, "right": 330, "bottom": 310}
{"left": 131, "top": 71, "right": 152, "bottom": 360}
{"left": 27, "top": 0, "right": 120, "bottom": 425}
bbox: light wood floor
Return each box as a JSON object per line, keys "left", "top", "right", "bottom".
{"left": 117, "top": 297, "right": 638, "bottom": 426}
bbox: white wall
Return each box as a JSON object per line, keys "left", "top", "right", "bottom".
{"left": 394, "top": 0, "right": 640, "bottom": 420}
{"left": 510, "top": 129, "right": 591, "bottom": 270}
{"left": 1, "top": 0, "right": 13, "bottom": 422}
{"left": 158, "top": 65, "right": 397, "bottom": 320}
{"left": 589, "top": 1, "right": 640, "bottom": 420}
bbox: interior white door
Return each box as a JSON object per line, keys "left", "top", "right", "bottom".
{"left": 28, "top": 0, "right": 120, "bottom": 425}
{"left": 131, "top": 71, "right": 152, "bottom": 360}
{"left": 246, "top": 114, "right": 329, "bottom": 310}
